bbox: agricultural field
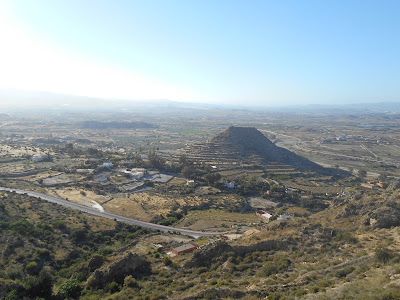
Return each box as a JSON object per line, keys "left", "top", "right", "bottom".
{"left": 2, "top": 109, "right": 400, "bottom": 299}
{"left": 175, "top": 209, "right": 262, "bottom": 232}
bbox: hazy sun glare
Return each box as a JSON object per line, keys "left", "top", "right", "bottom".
{"left": 0, "top": 10, "right": 193, "bottom": 101}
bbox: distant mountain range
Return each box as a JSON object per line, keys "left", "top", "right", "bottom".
{"left": 1, "top": 88, "right": 400, "bottom": 114}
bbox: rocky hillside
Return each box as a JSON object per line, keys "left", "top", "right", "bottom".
{"left": 2, "top": 186, "right": 400, "bottom": 299}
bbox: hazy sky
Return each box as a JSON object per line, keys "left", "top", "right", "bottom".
{"left": 0, "top": 0, "right": 399, "bottom": 106}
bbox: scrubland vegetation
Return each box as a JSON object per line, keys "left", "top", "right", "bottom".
{"left": 1, "top": 111, "right": 400, "bottom": 299}
{"left": 2, "top": 185, "right": 400, "bottom": 299}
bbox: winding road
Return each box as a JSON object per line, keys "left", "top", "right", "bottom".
{"left": 0, "top": 187, "right": 227, "bottom": 238}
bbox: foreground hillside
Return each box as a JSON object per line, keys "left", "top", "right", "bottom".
{"left": 1, "top": 188, "right": 400, "bottom": 299}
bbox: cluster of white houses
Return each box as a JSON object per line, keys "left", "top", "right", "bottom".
{"left": 120, "top": 168, "right": 147, "bottom": 179}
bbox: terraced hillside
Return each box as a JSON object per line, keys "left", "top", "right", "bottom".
{"left": 182, "top": 126, "right": 333, "bottom": 174}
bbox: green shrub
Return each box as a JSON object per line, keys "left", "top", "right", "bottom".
{"left": 10, "top": 220, "right": 34, "bottom": 236}
{"left": 96, "top": 248, "right": 113, "bottom": 256}
{"left": 52, "top": 220, "right": 67, "bottom": 230}
{"left": 382, "top": 290, "right": 400, "bottom": 300}
{"left": 257, "top": 255, "right": 291, "bottom": 277}
{"left": 0, "top": 221, "right": 9, "bottom": 230}
{"left": 4, "top": 290, "right": 18, "bottom": 300}
{"left": 57, "top": 279, "right": 82, "bottom": 299}
{"left": 108, "top": 281, "right": 120, "bottom": 293}
{"left": 375, "top": 247, "right": 393, "bottom": 264}
{"left": 333, "top": 231, "right": 358, "bottom": 244}
{"left": 26, "top": 262, "right": 38, "bottom": 275}
{"left": 25, "top": 270, "right": 53, "bottom": 299}
{"left": 124, "top": 275, "right": 138, "bottom": 289}
{"left": 334, "top": 266, "right": 355, "bottom": 278}
{"left": 163, "top": 257, "right": 172, "bottom": 266}
{"left": 70, "top": 228, "right": 87, "bottom": 244}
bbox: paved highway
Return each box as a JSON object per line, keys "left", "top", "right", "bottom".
{"left": 0, "top": 187, "right": 226, "bottom": 238}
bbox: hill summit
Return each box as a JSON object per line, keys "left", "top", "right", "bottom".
{"left": 183, "top": 126, "right": 329, "bottom": 173}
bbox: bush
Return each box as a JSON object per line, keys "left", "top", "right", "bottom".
{"left": 163, "top": 257, "right": 173, "bottom": 266}
{"left": 4, "top": 290, "right": 18, "bottom": 300}
{"left": 57, "top": 279, "right": 82, "bottom": 299}
{"left": 108, "top": 281, "right": 120, "bottom": 293}
{"left": 333, "top": 231, "right": 358, "bottom": 244}
{"left": 10, "top": 220, "right": 35, "bottom": 236}
{"left": 382, "top": 290, "right": 400, "bottom": 300}
{"left": 0, "top": 221, "right": 10, "bottom": 231}
{"left": 96, "top": 248, "right": 113, "bottom": 256}
{"left": 376, "top": 247, "right": 393, "bottom": 264}
{"left": 124, "top": 275, "right": 138, "bottom": 289}
{"left": 26, "top": 262, "right": 38, "bottom": 275}
{"left": 70, "top": 228, "right": 87, "bottom": 244}
{"left": 334, "top": 266, "right": 355, "bottom": 278}
{"left": 269, "top": 215, "right": 278, "bottom": 221}
{"left": 25, "top": 270, "right": 53, "bottom": 299}
{"left": 257, "top": 256, "right": 291, "bottom": 277}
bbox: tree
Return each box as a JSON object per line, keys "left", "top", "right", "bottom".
{"left": 25, "top": 269, "right": 53, "bottom": 299}
{"left": 179, "top": 154, "right": 189, "bottom": 166}
{"left": 87, "top": 148, "right": 99, "bottom": 156}
{"left": 132, "top": 153, "right": 145, "bottom": 167}
{"left": 147, "top": 149, "right": 165, "bottom": 169}
{"left": 378, "top": 173, "right": 387, "bottom": 182}
{"left": 204, "top": 173, "right": 221, "bottom": 185}
{"left": 181, "top": 165, "right": 196, "bottom": 179}
{"left": 358, "top": 169, "right": 367, "bottom": 178}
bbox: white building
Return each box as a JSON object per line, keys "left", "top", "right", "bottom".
{"left": 98, "top": 162, "right": 113, "bottom": 168}
{"left": 32, "top": 154, "right": 48, "bottom": 162}
{"left": 224, "top": 182, "right": 235, "bottom": 189}
{"left": 187, "top": 180, "right": 196, "bottom": 187}
{"left": 278, "top": 213, "right": 294, "bottom": 220}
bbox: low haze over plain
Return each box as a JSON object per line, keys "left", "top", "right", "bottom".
{"left": 0, "top": 0, "right": 399, "bottom": 106}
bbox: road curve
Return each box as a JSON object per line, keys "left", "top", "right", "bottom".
{"left": 0, "top": 187, "right": 228, "bottom": 238}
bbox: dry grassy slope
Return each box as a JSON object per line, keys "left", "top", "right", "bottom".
{"left": 0, "top": 191, "right": 154, "bottom": 299}
{"left": 101, "top": 191, "right": 243, "bottom": 224}
{"left": 2, "top": 188, "right": 400, "bottom": 299}
{"left": 214, "top": 190, "right": 400, "bottom": 299}
{"left": 242, "top": 189, "right": 400, "bottom": 248}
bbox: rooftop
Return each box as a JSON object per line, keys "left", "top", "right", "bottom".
{"left": 173, "top": 243, "right": 197, "bottom": 252}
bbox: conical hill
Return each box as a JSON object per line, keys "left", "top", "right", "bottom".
{"left": 183, "top": 126, "right": 332, "bottom": 174}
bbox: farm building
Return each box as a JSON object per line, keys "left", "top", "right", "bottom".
{"left": 278, "top": 213, "right": 294, "bottom": 220}
{"left": 120, "top": 168, "right": 146, "bottom": 179}
{"left": 31, "top": 154, "right": 49, "bottom": 162}
{"left": 76, "top": 168, "right": 94, "bottom": 174}
{"left": 98, "top": 162, "right": 113, "bottom": 168}
{"left": 256, "top": 210, "right": 273, "bottom": 220}
{"left": 361, "top": 183, "right": 375, "bottom": 190}
{"left": 187, "top": 180, "right": 196, "bottom": 187}
{"left": 171, "top": 243, "right": 198, "bottom": 255}
{"left": 376, "top": 181, "right": 386, "bottom": 188}
{"left": 224, "top": 181, "right": 235, "bottom": 189}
